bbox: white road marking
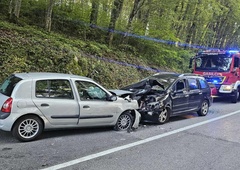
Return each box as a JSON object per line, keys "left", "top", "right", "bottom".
{"left": 41, "top": 110, "right": 240, "bottom": 170}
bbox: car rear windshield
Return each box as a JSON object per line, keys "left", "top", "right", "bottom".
{"left": 0, "top": 75, "right": 22, "bottom": 97}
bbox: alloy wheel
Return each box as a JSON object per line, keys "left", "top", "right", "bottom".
{"left": 201, "top": 101, "right": 209, "bottom": 115}
{"left": 18, "top": 119, "right": 40, "bottom": 139}
{"left": 158, "top": 109, "right": 168, "bottom": 123}
{"left": 116, "top": 114, "right": 132, "bottom": 130}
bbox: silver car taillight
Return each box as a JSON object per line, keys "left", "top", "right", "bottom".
{"left": 1, "top": 98, "right": 13, "bottom": 113}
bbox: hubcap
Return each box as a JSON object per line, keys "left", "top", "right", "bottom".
{"left": 18, "top": 119, "right": 39, "bottom": 139}
{"left": 117, "top": 114, "right": 131, "bottom": 130}
{"left": 159, "top": 109, "right": 167, "bottom": 122}
{"left": 202, "top": 102, "right": 208, "bottom": 115}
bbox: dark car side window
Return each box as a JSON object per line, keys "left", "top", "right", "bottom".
{"left": 187, "top": 78, "right": 199, "bottom": 90}
{"left": 174, "top": 80, "right": 186, "bottom": 92}
{"left": 198, "top": 78, "right": 209, "bottom": 89}
{"left": 36, "top": 80, "right": 74, "bottom": 99}
{"left": 0, "top": 75, "right": 22, "bottom": 97}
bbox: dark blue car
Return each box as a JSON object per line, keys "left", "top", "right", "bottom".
{"left": 121, "top": 72, "right": 213, "bottom": 124}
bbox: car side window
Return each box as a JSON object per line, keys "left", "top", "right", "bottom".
{"left": 187, "top": 78, "right": 199, "bottom": 90}
{"left": 198, "top": 78, "right": 208, "bottom": 89}
{"left": 36, "top": 80, "right": 74, "bottom": 99}
{"left": 75, "top": 81, "right": 107, "bottom": 101}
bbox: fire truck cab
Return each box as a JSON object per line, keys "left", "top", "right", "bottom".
{"left": 190, "top": 50, "right": 240, "bottom": 103}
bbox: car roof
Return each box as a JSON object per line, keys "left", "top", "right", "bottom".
{"left": 151, "top": 72, "right": 205, "bottom": 79}
{"left": 13, "top": 72, "right": 92, "bottom": 81}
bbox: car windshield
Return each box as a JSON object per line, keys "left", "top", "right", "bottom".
{"left": 0, "top": 75, "right": 22, "bottom": 97}
{"left": 195, "top": 54, "right": 232, "bottom": 72}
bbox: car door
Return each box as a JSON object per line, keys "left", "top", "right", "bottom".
{"left": 187, "top": 78, "right": 202, "bottom": 110}
{"left": 75, "top": 80, "right": 118, "bottom": 126}
{"left": 32, "top": 79, "right": 80, "bottom": 125}
{"left": 171, "top": 79, "right": 189, "bottom": 114}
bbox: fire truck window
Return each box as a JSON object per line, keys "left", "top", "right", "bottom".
{"left": 196, "top": 58, "right": 202, "bottom": 67}
{"left": 234, "top": 58, "right": 239, "bottom": 68}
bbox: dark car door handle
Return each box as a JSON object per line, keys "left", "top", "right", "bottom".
{"left": 41, "top": 103, "right": 49, "bottom": 107}
{"left": 83, "top": 105, "right": 90, "bottom": 108}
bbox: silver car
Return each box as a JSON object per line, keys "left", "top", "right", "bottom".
{"left": 0, "top": 72, "right": 140, "bottom": 142}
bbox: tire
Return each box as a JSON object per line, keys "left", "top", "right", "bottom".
{"left": 114, "top": 112, "right": 133, "bottom": 131}
{"left": 231, "top": 91, "right": 239, "bottom": 103}
{"left": 157, "top": 108, "right": 170, "bottom": 124}
{"left": 12, "top": 115, "right": 43, "bottom": 142}
{"left": 197, "top": 100, "right": 209, "bottom": 116}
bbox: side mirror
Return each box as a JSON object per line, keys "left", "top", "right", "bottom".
{"left": 109, "top": 95, "right": 117, "bottom": 101}
{"left": 189, "top": 58, "right": 193, "bottom": 69}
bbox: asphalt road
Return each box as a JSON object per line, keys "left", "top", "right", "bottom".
{"left": 1, "top": 98, "right": 240, "bottom": 170}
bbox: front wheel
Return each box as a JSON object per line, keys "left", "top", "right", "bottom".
{"left": 197, "top": 100, "right": 209, "bottom": 116}
{"left": 231, "top": 91, "right": 239, "bottom": 103}
{"left": 114, "top": 112, "right": 133, "bottom": 131}
{"left": 157, "top": 108, "right": 170, "bottom": 124}
{"left": 12, "top": 115, "right": 43, "bottom": 142}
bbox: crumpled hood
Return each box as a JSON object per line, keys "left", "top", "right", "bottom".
{"left": 108, "top": 89, "right": 133, "bottom": 97}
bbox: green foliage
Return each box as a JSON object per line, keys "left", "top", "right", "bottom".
{"left": 0, "top": 20, "right": 157, "bottom": 88}
{"left": 5, "top": 0, "right": 235, "bottom": 88}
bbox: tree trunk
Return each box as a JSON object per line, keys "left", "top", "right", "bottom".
{"left": 126, "top": 0, "right": 145, "bottom": 32}
{"left": 107, "top": 0, "right": 124, "bottom": 46}
{"left": 122, "top": 0, "right": 145, "bottom": 44}
{"left": 9, "top": 0, "right": 21, "bottom": 21}
{"left": 45, "top": 0, "right": 55, "bottom": 32}
{"left": 90, "top": 0, "right": 99, "bottom": 25}
{"left": 9, "top": 0, "right": 14, "bottom": 19}
{"left": 13, "top": 0, "right": 22, "bottom": 18}
{"left": 136, "top": 0, "right": 151, "bottom": 36}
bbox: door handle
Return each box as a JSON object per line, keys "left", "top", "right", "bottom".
{"left": 41, "top": 103, "right": 49, "bottom": 107}
{"left": 83, "top": 105, "right": 90, "bottom": 108}
{"left": 185, "top": 95, "right": 189, "bottom": 97}
{"left": 199, "top": 92, "right": 202, "bottom": 95}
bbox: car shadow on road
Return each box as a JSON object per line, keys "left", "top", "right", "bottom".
{"left": 0, "top": 127, "right": 114, "bottom": 143}
{"left": 40, "top": 126, "right": 114, "bottom": 140}
{"left": 140, "top": 112, "right": 199, "bottom": 127}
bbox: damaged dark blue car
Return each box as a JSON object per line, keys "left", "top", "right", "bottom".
{"left": 120, "top": 72, "right": 213, "bottom": 124}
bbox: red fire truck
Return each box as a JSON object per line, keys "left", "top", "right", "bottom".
{"left": 190, "top": 50, "right": 240, "bottom": 103}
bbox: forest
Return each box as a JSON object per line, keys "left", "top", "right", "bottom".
{"left": 0, "top": 0, "right": 240, "bottom": 88}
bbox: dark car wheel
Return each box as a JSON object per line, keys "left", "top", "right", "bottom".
{"left": 114, "top": 112, "right": 133, "bottom": 131}
{"left": 231, "top": 91, "right": 239, "bottom": 103}
{"left": 157, "top": 108, "right": 170, "bottom": 124}
{"left": 12, "top": 115, "right": 43, "bottom": 142}
{"left": 197, "top": 100, "right": 209, "bottom": 116}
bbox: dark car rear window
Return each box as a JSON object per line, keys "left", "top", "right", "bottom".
{"left": 0, "top": 75, "right": 22, "bottom": 97}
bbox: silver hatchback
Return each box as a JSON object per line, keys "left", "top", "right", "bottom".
{"left": 0, "top": 72, "right": 140, "bottom": 142}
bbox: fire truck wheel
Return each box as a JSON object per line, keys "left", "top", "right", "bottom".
{"left": 231, "top": 91, "right": 239, "bottom": 103}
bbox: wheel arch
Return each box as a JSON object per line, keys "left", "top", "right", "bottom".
{"left": 234, "top": 81, "right": 240, "bottom": 90}
{"left": 165, "top": 104, "right": 172, "bottom": 116}
{"left": 121, "top": 109, "right": 140, "bottom": 129}
{"left": 11, "top": 113, "right": 45, "bottom": 132}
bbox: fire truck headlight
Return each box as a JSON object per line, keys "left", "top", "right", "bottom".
{"left": 221, "top": 85, "right": 234, "bottom": 91}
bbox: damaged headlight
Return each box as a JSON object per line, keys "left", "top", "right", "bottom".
{"left": 147, "top": 101, "right": 163, "bottom": 111}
